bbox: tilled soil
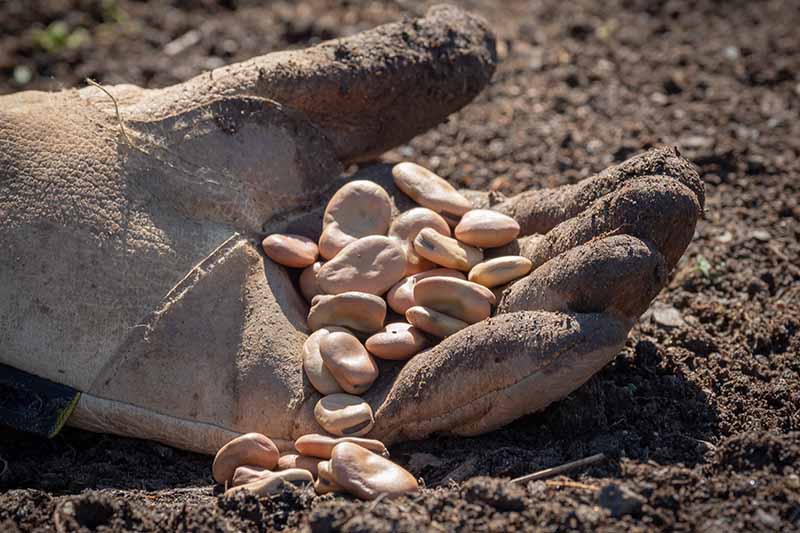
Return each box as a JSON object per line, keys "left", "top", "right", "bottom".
{"left": 1, "top": 0, "right": 799, "bottom": 531}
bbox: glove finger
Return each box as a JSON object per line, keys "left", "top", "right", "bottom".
{"left": 491, "top": 175, "right": 700, "bottom": 271}
{"left": 365, "top": 310, "right": 628, "bottom": 443}
{"left": 492, "top": 146, "right": 704, "bottom": 236}
{"left": 113, "top": 5, "right": 497, "bottom": 164}
{"left": 497, "top": 234, "right": 667, "bottom": 324}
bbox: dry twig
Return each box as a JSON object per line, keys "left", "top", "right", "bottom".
{"left": 510, "top": 453, "right": 605, "bottom": 484}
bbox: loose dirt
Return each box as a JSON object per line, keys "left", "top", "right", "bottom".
{"left": 1, "top": 0, "right": 798, "bottom": 531}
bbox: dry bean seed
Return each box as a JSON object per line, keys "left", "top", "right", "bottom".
{"left": 314, "top": 393, "right": 375, "bottom": 437}
{"left": 405, "top": 306, "right": 469, "bottom": 338}
{"left": 365, "top": 322, "right": 428, "bottom": 360}
{"left": 212, "top": 433, "right": 280, "bottom": 484}
{"left": 317, "top": 236, "right": 406, "bottom": 295}
{"left": 455, "top": 209, "right": 520, "bottom": 248}
{"left": 330, "top": 442, "right": 419, "bottom": 500}
{"left": 319, "top": 331, "right": 379, "bottom": 394}
{"left": 413, "top": 228, "right": 483, "bottom": 271}
{"left": 262, "top": 234, "right": 318, "bottom": 268}
{"left": 469, "top": 256, "right": 533, "bottom": 288}
{"left": 392, "top": 162, "right": 472, "bottom": 217}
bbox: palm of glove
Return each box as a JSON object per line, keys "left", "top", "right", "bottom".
{"left": 0, "top": 6, "right": 702, "bottom": 455}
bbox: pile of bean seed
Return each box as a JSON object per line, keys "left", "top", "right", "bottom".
{"left": 263, "top": 162, "right": 532, "bottom": 439}
{"left": 214, "top": 432, "right": 417, "bottom": 500}
{"left": 224, "top": 163, "right": 532, "bottom": 499}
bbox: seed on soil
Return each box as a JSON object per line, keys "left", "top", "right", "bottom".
{"left": 317, "top": 235, "right": 406, "bottom": 295}
{"left": 388, "top": 207, "right": 451, "bottom": 275}
{"left": 365, "top": 322, "right": 429, "bottom": 360}
{"left": 212, "top": 433, "right": 280, "bottom": 484}
{"left": 414, "top": 277, "right": 493, "bottom": 323}
{"left": 307, "top": 291, "right": 386, "bottom": 333}
{"left": 392, "top": 162, "right": 472, "bottom": 217}
{"left": 299, "top": 261, "right": 325, "bottom": 302}
{"left": 230, "top": 465, "right": 270, "bottom": 487}
{"left": 224, "top": 468, "right": 313, "bottom": 497}
{"left": 329, "top": 442, "right": 419, "bottom": 500}
{"left": 314, "top": 393, "right": 375, "bottom": 437}
{"left": 454, "top": 209, "right": 520, "bottom": 248}
{"left": 469, "top": 256, "right": 533, "bottom": 288}
{"left": 294, "top": 434, "right": 389, "bottom": 459}
{"left": 406, "top": 305, "right": 469, "bottom": 338}
{"left": 319, "top": 330, "right": 379, "bottom": 394}
{"left": 315, "top": 460, "right": 343, "bottom": 494}
{"left": 413, "top": 227, "right": 483, "bottom": 271}
{"left": 261, "top": 233, "right": 319, "bottom": 268}
{"left": 277, "top": 453, "right": 322, "bottom": 477}
{"left": 319, "top": 180, "right": 393, "bottom": 259}
{"left": 303, "top": 328, "right": 346, "bottom": 395}
{"left": 386, "top": 268, "right": 466, "bottom": 315}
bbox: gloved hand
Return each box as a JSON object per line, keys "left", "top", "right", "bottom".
{"left": 0, "top": 5, "right": 703, "bottom": 455}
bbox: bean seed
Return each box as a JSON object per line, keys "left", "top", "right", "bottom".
{"left": 319, "top": 181, "right": 392, "bottom": 259}
{"left": 231, "top": 465, "right": 270, "bottom": 487}
{"left": 307, "top": 292, "right": 386, "bottom": 333}
{"left": 455, "top": 209, "right": 520, "bottom": 248}
{"left": 413, "top": 228, "right": 483, "bottom": 271}
{"left": 303, "top": 328, "right": 347, "bottom": 395}
{"left": 277, "top": 453, "right": 322, "bottom": 477}
{"left": 414, "top": 276, "right": 493, "bottom": 324}
{"left": 317, "top": 236, "right": 406, "bottom": 295}
{"left": 319, "top": 331, "right": 379, "bottom": 394}
{"left": 469, "top": 256, "right": 533, "bottom": 288}
{"left": 392, "top": 162, "right": 472, "bottom": 217}
{"left": 299, "top": 261, "right": 324, "bottom": 302}
{"left": 386, "top": 269, "right": 466, "bottom": 314}
{"left": 294, "top": 434, "right": 389, "bottom": 459}
{"left": 314, "top": 393, "right": 375, "bottom": 437}
{"left": 329, "top": 442, "right": 419, "bottom": 500}
{"left": 224, "top": 469, "right": 313, "bottom": 497}
{"left": 212, "top": 433, "right": 279, "bottom": 484}
{"left": 405, "top": 305, "right": 469, "bottom": 338}
{"left": 365, "top": 322, "right": 428, "bottom": 360}
{"left": 388, "top": 207, "right": 451, "bottom": 275}
{"left": 262, "top": 233, "right": 318, "bottom": 268}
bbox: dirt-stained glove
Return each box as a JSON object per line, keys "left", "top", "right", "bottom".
{"left": 0, "top": 5, "right": 703, "bottom": 455}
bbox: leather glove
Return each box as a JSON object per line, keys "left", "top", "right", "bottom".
{"left": 0, "top": 5, "right": 702, "bottom": 455}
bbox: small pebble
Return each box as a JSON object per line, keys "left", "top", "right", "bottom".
{"left": 315, "top": 460, "right": 343, "bottom": 494}
{"left": 314, "top": 393, "right": 375, "bottom": 437}
{"left": 413, "top": 227, "right": 483, "bottom": 271}
{"left": 366, "top": 322, "right": 429, "bottom": 360}
{"left": 262, "top": 234, "right": 318, "bottom": 268}
{"left": 455, "top": 209, "right": 520, "bottom": 248}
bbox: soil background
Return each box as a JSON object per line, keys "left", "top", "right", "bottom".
{"left": 1, "top": 0, "right": 799, "bottom": 531}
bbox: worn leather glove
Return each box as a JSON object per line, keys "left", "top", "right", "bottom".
{"left": 0, "top": 5, "right": 702, "bottom": 455}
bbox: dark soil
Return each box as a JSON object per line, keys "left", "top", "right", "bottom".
{"left": 2, "top": 0, "right": 799, "bottom": 531}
